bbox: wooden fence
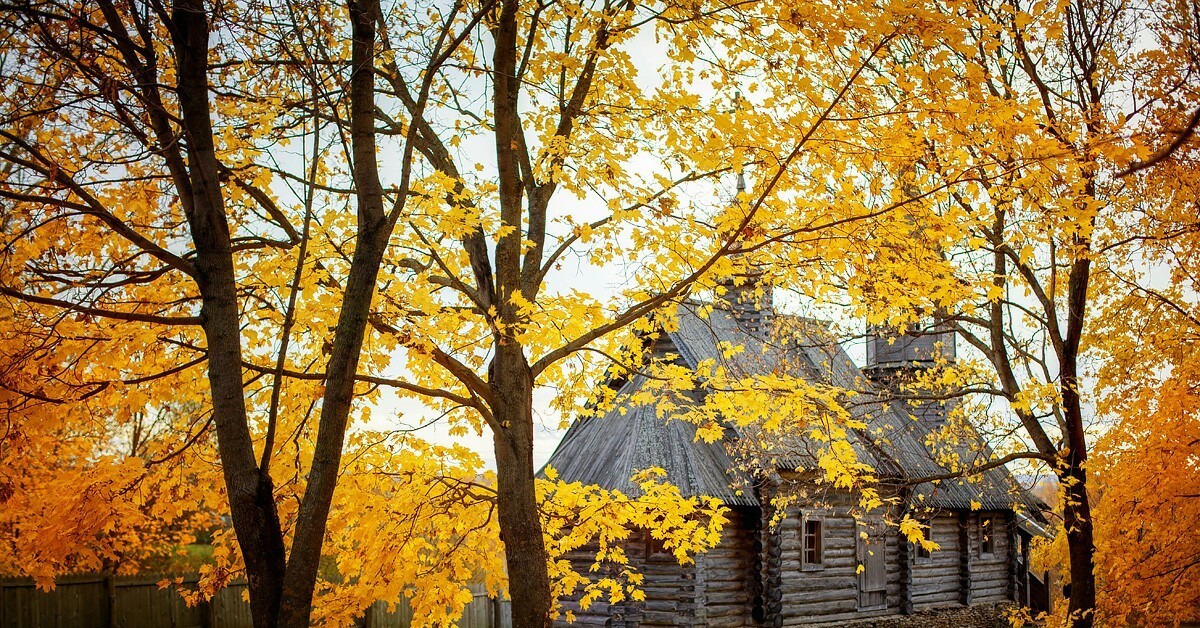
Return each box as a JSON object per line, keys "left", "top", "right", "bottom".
{"left": 0, "top": 576, "right": 510, "bottom": 628}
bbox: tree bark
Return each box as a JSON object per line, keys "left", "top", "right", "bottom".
{"left": 277, "top": 229, "right": 389, "bottom": 627}
{"left": 1060, "top": 245, "right": 1097, "bottom": 628}
{"left": 490, "top": 344, "right": 552, "bottom": 628}
{"left": 487, "top": 0, "right": 553, "bottom": 621}
{"left": 1059, "top": 451, "right": 1096, "bottom": 628}
{"left": 171, "top": 2, "right": 287, "bottom": 626}
{"left": 277, "top": 0, "right": 390, "bottom": 623}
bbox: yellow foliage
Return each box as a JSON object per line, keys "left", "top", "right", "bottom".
{"left": 540, "top": 468, "right": 727, "bottom": 619}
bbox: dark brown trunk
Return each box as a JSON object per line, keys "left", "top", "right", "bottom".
{"left": 488, "top": 0, "right": 552, "bottom": 621}
{"left": 1060, "top": 287, "right": 1096, "bottom": 628}
{"left": 276, "top": 0, "right": 390, "bottom": 623}
{"left": 1059, "top": 452, "right": 1096, "bottom": 628}
{"left": 1060, "top": 198, "right": 1096, "bottom": 627}
{"left": 171, "top": 1, "right": 287, "bottom": 626}
{"left": 490, "top": 345, "right": 552, "bottom": 628}
{"left": 276, "top": 229, "right": 387, "bottom": 628}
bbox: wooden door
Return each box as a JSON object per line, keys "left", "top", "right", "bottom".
{"left": 856, "top": 520, "right": 887, "bottom": 610}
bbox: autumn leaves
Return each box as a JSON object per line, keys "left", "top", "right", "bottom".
{"left": 1, "top": 0, "right": 1198, "bottom": 626}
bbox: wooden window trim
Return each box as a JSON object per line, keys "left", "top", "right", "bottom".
{"left": 914, "top": 519, "right": 933, "bottom": 565}
{"left": 643, "top": 527, "right": 669, "bottom": 560}
{"left": 979, "top": 516, "right": 995, "bottom": 557}
{"left": 801, "top": 512, "right": 825, "bottom": 572}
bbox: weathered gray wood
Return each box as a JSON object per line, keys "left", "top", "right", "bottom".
{"left": 0, "top": 578, "right": 520, "bottom": 628}
{"left": 1020, "top": 532, "right": 1032, "bottom": 607}
{"left": 762, "top": 490, "right": 784, "bottom": 627}
{"left": 899, "top": 524, "right": 913, "bottom": 615}
{"left": 908, "top": 513, "right": 963, "bottom": 610}
{"left": 967, "top": 512, "right": 1012, "bottom": 604}
{"left": 701, "top": 507, "right": 756, "bottom": 627}
{"left": 959, "top": 511, "right": 973, "bottom": 606}
{"left": 551, "top": 489, "right": 1028, "bottom": 626}
{"left": 1006, "top": 511, "right": 1018, "bottom": 602}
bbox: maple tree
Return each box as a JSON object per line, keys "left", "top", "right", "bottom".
{"left": 1080, "top": 10, "right": 1200, "bottom": 617}
{"left": 0, "top": 0, "right": 942, "bottom": 625}
{"left": 0, "top": 0, "right": 506, "bottom": 624}
{"left": 4, "top": 0, "right": 1197, "bottom": 626}
{"left": 804, "top": 0, "right": 1200, "bottom": 626}
{"left": 1088, "top": 295, "right": 1200, "bottom": 626}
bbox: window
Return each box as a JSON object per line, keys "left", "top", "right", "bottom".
{"left": 802, "top": 515, "right": 824, "bottom": 570}
{"left": 914, "top": 520, "right": 933, "bottom": 564}
{"left": 643, "top": 527, "right": 668, "bottom": 559}
{"left": 980, "top": 517, "right": 994, "bottom": 556}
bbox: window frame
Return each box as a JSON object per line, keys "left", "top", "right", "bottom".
{"left": 913, "top": 518, "right": 933, "bottom": 565}
{"left": 643, "top": 527, "right": 669, "bottom": 560}
{"left": 800, "top": 512, "right": 825, "bottom": 571}
{"left": 979, "top": 516, "right": 995, "bottom": 557}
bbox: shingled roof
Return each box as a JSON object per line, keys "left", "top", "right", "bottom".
{"left": 543, "top": 301, "right": 1040, "bottom": 513}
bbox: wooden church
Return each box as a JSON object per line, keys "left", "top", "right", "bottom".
{"left": 543, "top": 283, "right": 1049, "bottom": 626}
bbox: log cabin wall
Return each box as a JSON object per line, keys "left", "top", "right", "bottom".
{"left": 549, "top": 526, "right": 698, "bottom": 626}
{"left": 634, "top": 541, "right": 703, "bottom": 627}
{"left": 699, "top": 506, "right": 758, "bottom": 627}
{"left": 620, "top": 507, "right": 762, "bottom": 627}
{"left": 551, "top": 509, "right": 758, "bottom": 627}
{"left": 772, "top": 495, "right": 904, "bottom": 626}
{"left": 910, "top": 514, "right": 964, "bottom": 610}
{"left": 968, "top": 511, "right": 1012, "bottom": 603}
{"left": 542, "top": 300, "right": 1044, "bottom": 626}
{"left": 550, "top": 538, "right": 630, "bottom": 626}
{"left": 552, "top": 504, "right": 1020, "bottom": 627}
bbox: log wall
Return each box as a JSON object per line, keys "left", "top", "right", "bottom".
{"left": 699, "top": 506, "right": 758, "bottom": 627}
{"left": 551, "top": 498, "right": 1018, "bottom": 626}
{"left": 967, "top": 512, "right": 1012, "bottom": 604}
{"left": 551, "top": 538, "right": 631, "bottom": 626}
{"left": 911, "top": 514, "right": 964, "bottom": 610}
{"left": 552, "top": 508, "right": 759, "bottom": 627}
{"left": 771, "top": 496, "right": 902, "bottom": 626}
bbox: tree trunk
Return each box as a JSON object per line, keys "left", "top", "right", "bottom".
{"left": 172, "top": 2, "right": 287, "bottom": 625}
{"left": 1059, "top": 458, "right": 1096, "bottom": 628}
{"left": 490, "top": 344, "right": 553, "bottom": 628}
{"left": 276, "top": 227, "right": 389, "bottom": 628}
{"left": 276, "top": 0, "right": 390, "bottom": 621}
{"left": 1059, "top": 180, "right": 1097, "bottom": 627}
{"left": 1060, "top": 368, "right": 1096, "bottom": 627}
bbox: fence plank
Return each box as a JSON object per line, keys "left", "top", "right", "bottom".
{"left": 0, "top": 577, "right": 509, "bottom": 628}
{"left": 210, "top": 584, "right": 251, "bottom": 628}
{"left": 0, "top": 580, "right": 107, "bottom": 628}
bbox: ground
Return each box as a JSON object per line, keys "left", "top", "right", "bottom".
{"left": 820, "top": 603, "right": 1016, "bottom": 628}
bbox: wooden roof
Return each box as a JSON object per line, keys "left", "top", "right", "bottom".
{"left": 543, "top": 302, "right": 1040, "bottom": 513}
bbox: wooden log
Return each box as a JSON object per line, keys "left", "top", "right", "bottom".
{"left": 1006, "top": 511, "right": 1019, "bottom": 602}
{"left": 899, "top": 524, "right": 913, "bottom": 615}
{"left": 781, "top": 588, "right": 865, "bottom": 605}
{"left": 959, "top": 511, "right": 973, "bottom": 605}
{"left": 778, "top": 605, "right": 894, "bottom": 626}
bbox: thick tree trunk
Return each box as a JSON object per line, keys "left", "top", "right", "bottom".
{"left": 490, "top": 345, "right": 553, "bottom": 628}
{"left": 172, "top": 2, "right": 287, "bottom": 626}
{"left": 488, "top": 0, "right": 552, "bottom": 620}
{"left": 1059, "top": 457, "right": 1096, "bottom": 628}
{"left": 1060, "top": 370, "right": 1096, "bottom": 627}
{"left": 1060, "top": 235, "right": 1096, "bottom": 628}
